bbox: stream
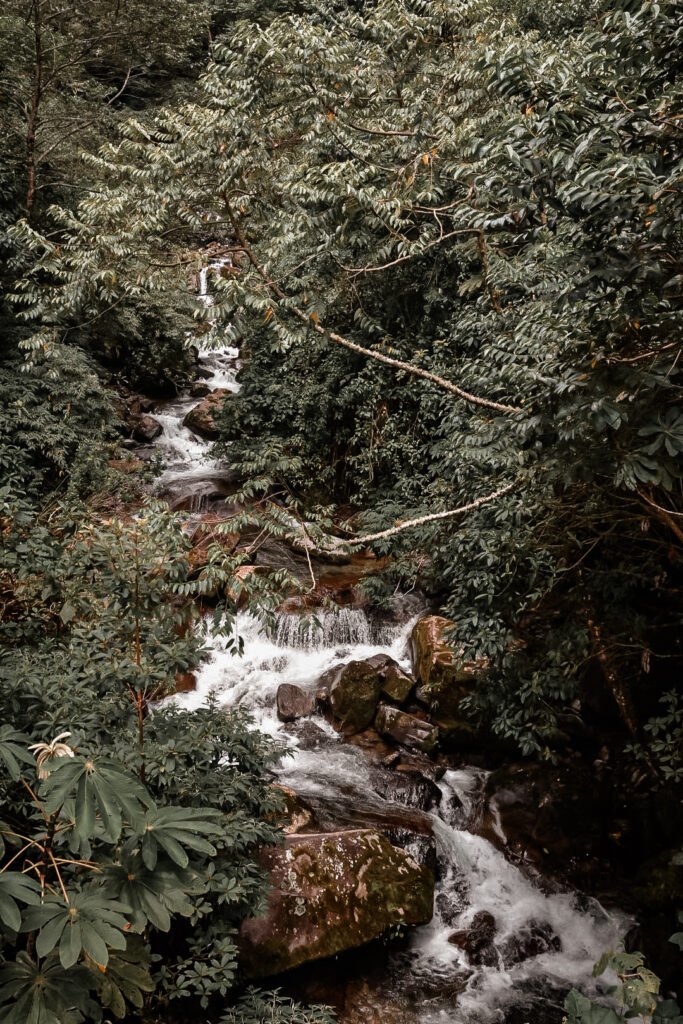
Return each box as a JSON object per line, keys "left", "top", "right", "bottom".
{"left": 149, "top": 265, "right": 628, "bottom": 1023}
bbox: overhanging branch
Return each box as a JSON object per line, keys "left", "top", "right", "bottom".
{"left": 224, "top": 202, "right": 520, "bottom": 416}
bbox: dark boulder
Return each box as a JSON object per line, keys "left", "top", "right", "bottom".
{"left": 131, "top": 413, "right": 162, "bottom": 443}
{"left": 371, "top": 767, "right": 442, "bottom": 812}
{"left": 448, "top": 910, "right": 498, "bottom": 966}
{"left": 499, "top": 921, "right": 560, "bottom": 967}
{"left": 239, "top": 829, "right": 434, "bottom": 978}
{"left": 183, "top": 388, "right": 231, "bottom": 439}
{"left": 322, "top": 660, "right": 385, "bottom": 734}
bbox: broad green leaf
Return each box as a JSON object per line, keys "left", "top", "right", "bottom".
{"left": 41, "top": 755, "right": 153, "bottom": 843}
{"left": 22, "top": 893, "right": 130, "bottom": 969}
{"left": 0, "top": 873, "right": 41, "bottom": 933}
{"left": 0, "top": 952, "right": 92, "bottom": 1024}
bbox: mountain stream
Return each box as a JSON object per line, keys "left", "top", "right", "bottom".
{"left": 150, "top": 266, "right": 628, "bottom": 1023}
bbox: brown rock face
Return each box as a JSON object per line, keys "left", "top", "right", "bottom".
{"left": 239, "top": 830, "right": 434, "bottom": 978}
{"left": 380, "top": 662, "right": 414, "bottom": 705}
{"left": 410, "top": 615, "right": 487, "bottom": 716}
{"left": 276, "top": 683, "right": 316, "bottom": 722}
{"left": 183, "top": 388, "right": 231, "bottom": 439}
{"left": 375, "top": 704, "right": 439, "bottom": 754}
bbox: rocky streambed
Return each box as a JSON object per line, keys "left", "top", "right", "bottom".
{"left": 120, "top": 266, "right": 632, "bottom": 1022}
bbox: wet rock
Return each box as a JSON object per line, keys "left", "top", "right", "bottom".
{"left": 190, "top": 381, "right": 212, "bottom": 398}
{"left": 448, "top": 910, "right": 498, "bottom": 966}
{"left": 182, "top": 388, "right": 231, "bottom": 439}
{"left": 286, "top": 719, "right": 330, "bottom": 750}
{"left": 482, "top": 761, "right": 607, "bottom": 882}
{"left": 435, "top": 888, "right": 467, "bottom": 927}
{"left": 344, "top": 726, "right": 395, "bottom": 762}
{"left": 410, "top": 615, "right": 488, "bottom": 716}
{"left": 239, "top": 829, "right": 434, "bottom": 978}
{"left": 375, "top": 704, "right": 439, "bottom": 754}
{"left": 346, "top": 654, "right": 414, "bottom": 705}
{"left": 271, "top": 785, "right": 318, "bottom": 835}
{"left": 499, "top": 921, "right": 560, "bottom": 967}
{"left": 277, "top": 683, "right": 316, "bottom": 722}
{"left": 394, "top": 753, "right": 446, "bottom": 784}
{"left": 323, "top": 660, "right": 385, "bottom": 734}
{"left": 371, "top": 768, "right": 442, "bottom": 812}
{"left": 174, "top": 671, "right": 197, "bottom": 694}
{"left": 381, "top": 662, "right": 414, "bottom": 704}
{"left": 131, "top": 413, "right": 163, "bottom": 443}
{"left": 131, "top": 394, "right": 156, "bottom": 414}
{"left": 299, "top": 787, "right": 433, "bottom": 843}
{"left": 400, "top": 965, "right": 472, "bottom": 1004}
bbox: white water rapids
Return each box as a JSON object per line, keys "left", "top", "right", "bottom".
{"left": 150, "top": 261, "right": 627, "bottom": 1022}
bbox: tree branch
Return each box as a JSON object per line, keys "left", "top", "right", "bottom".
{"left": 224, "top": 202, "right": 520, "bottom": 415}
{"left": 340, "top": 480, "right": 518, "bottom": 545}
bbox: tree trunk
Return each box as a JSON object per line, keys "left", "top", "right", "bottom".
{"left": 26, "top": 0, "right": 44, "bottom": 218}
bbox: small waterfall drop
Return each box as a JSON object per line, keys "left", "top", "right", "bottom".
{"left": 272, "top": 607, "right": 401, "bottom": 649}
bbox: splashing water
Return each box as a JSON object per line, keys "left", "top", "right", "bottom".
{"left": 170, "top": 610, "right": 628, "bottom": 1021}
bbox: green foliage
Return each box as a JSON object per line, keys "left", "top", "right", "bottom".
{"left": 564, "top": 950, "right": 682, "bottom": 1024}
{"left": 221, "top": 989, "right": 337, "bottom": 1024}
{"left": 628, "top": 692, "right": 683, "bottom": 783}
{"left": 0, "top": 952, "right": 93, "bottom": 1024}
{"left": 0, "top": 502, "right": 285, "bottom": 1023}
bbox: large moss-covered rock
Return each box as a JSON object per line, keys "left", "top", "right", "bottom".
{"left": 323, "top": 659, "right": 385, "bottom": 733}
{"left": 239, "top": 829, "right": 434, "bottom": 977}
{"left": 183, "top": 388, "right": 231, "bottom": 439}
{"left": 410, "top": 615, "right": 487, "bottom": 715}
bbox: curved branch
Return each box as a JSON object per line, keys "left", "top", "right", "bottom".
{"left": 342, "top": 479, "right": 518, "bottom": 545}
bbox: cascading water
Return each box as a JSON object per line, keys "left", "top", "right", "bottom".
{"left": 153, "top": 267, "right": 628, "bottom": 1021}
{"left": 153, "top": 258, "right": 241, "bottom": 509}
{"left": 170, "top": 609, "right": 627, "bottom": 1022}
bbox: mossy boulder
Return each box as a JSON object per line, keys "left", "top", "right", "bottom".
{"left": 323, "top": 660, "right": 384, "bottom": 733}
{"left": 183, "top": 388, "right": 231, "bottom": 439}
{"left": 380, "top": 661, "right": 414, "bottom": 705}
{"left": 410, "top": 615, "right": 488, "bottom": 716}
{"left": 239, "top": 829, "right": 434, "bottom": 977}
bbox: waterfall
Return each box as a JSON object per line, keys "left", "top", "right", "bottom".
{"left": 272, "top": 608, "right": 401, "bottom": 649}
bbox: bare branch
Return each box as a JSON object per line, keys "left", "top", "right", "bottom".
{"left": 341, "top": 480, "right": 518, "bottom": 545}
{"left": 340, "top": 228, "right": 478, "bottom": 275}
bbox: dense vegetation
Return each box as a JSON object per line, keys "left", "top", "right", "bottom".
{"left": 0, "top": 0, "right": 681, "bottom": 1021}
